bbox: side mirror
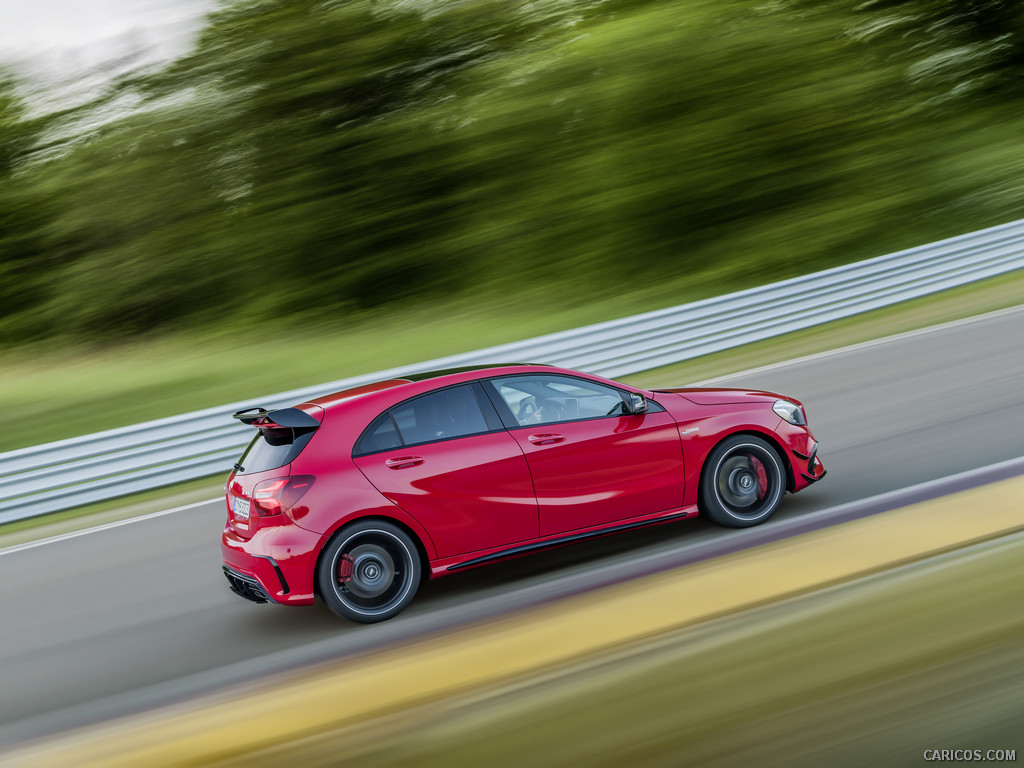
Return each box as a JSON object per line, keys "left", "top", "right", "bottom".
{"left": 628, "top": 393, "right": 648, "bottom": 415}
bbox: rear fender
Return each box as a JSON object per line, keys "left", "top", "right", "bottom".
{"left": 314, "top": 504, "right": 437, "bottom": 563}
{"left": 312, "top": 513, "right": 435, "bottom": 599}
{"left": 286, "top": 454, "right": 436, "bottom": 553}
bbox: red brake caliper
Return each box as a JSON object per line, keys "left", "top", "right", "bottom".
{"left": 338, "top": 554, "right": 354, "bottom": 583}
{"left": 751, "top": 456, "right": 768, "bottom": 499}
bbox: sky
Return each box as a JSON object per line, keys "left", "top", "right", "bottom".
{"left": 0, "top": 0, "right": 211, "bottom": 93}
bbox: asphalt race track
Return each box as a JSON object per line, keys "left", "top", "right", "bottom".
{"left": 2, "top": 305, "right": 1023, "bottom": 747}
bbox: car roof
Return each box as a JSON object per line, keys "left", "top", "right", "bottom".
{"left": 292, "top": 363, "right": 652, "bottom": 452}
{"left": 402, "top": 363, "right": 543, "bottom": 382}
{"left": 300, "top": 364, "right": 551, "bottom": 412}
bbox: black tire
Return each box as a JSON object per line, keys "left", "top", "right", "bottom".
{"left": 699, "top": 435, "right": 786, "bottom": 528}
{"left": 317, "top": 520, "right": 422, "bottom": 623}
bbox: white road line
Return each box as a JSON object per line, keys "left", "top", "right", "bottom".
{"left": 694, "top": 302, "right": 1024, "bottom": 385}
{"left": 0, "top": 498, "right": 220, "bottom": 557}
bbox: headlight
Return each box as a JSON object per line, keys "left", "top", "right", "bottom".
{"left": 773, "top": 399, "right": 806, "bottom": 426}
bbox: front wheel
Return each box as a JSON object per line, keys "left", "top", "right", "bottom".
{"left": 699, "top": 435, "right": 786, "bottom": 528}
{"left": 318, "top": 520, "right": 422, "bottom": 623}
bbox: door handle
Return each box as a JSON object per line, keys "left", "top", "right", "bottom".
{"left": 528, "top": 433, "right": 565, "bottom": 445}
{"left": 385, "top": 456, "right": 424, "bottom": 469}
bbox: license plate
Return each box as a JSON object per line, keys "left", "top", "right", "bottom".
{"left": 233, "top": 497, "right": 251, "bottom": 523}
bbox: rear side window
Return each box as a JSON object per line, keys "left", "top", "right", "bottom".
{"left": 357, "top": 414, "right": 403, "bottom": 455}
{"left": 235, "top": 427, "right": 316, "bottom": 474}
{"left": 354, "top": 384, "right": 491, "bottom": 455}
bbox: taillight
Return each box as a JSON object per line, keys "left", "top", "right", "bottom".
{"left": 252, "top": 475, "right": 315, "bottom": 517}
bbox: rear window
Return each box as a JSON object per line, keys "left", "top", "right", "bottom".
{"left": 235, "top": 427, "right": 316, "bottom": 475}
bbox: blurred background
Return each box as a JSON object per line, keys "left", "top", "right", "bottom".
{"left": 2, "top": 1, "right": 1023, "bottom": 764}
{"left": 3, "top": 0, "right": 1024, "bottom": 348}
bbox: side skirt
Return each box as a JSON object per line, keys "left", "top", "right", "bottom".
{"left": 436, "top": 506, "right": 699, "bottom": 576}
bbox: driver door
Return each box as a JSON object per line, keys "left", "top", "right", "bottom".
{"left": 482, "top": 374, "right": 684, "bottom": 537}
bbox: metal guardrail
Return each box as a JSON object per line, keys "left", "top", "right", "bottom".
{"left": 3, "top": 219, "right": 1024, "bottom": 523}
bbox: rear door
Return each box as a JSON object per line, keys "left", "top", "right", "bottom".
{"left": 352, "top": 383, "right": 538, "bottom": 558}
{"left": 483, "top": 374, "right": 684, "bottom": 537}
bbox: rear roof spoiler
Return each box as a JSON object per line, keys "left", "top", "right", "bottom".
{"left": 232, "top": 407, "right": 320, "bottom": 429}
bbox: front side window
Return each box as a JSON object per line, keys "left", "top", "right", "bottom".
{"left": 354, "top": 384, "right": 490, "bottom": 455}
{"left": 489, "top": 374, "right": 628, "bottom": 427}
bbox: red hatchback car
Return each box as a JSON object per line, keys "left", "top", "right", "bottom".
{"left": 222, "top": 364, "right": 825, "bottom": 622}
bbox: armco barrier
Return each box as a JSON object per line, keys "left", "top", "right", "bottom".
{"left": 3, "top": 219, "right": 1024, "bottom": 523}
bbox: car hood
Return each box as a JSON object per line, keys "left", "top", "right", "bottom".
{"left": 651, "top": 387, "right": 789, "bottom": 406}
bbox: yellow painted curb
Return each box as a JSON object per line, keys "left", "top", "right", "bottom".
{"left": 8, "top": 475, "right": 1024, "bottom": 767}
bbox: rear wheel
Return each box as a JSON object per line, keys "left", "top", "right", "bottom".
{"left": 699, "top": 435, "right": 786, "bottom": 528}
{"left": 318, "top": 520, "right": 421, "bottom": 623}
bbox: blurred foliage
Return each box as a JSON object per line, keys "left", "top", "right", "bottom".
{"left": 0, "top": 77, "right": 54, "bottom": 337}
{"left": 2, "top": 0, "right": 1024, "bottom": 345}
{"left": 849, "top": 0, "right": 1024, "bottom": 101}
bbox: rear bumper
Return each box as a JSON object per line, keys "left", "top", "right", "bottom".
{"left": 223, "top": 566, "right": 273, "bottom": 604}
{"left": 221, "top": 523, "right": 321, "bottom": 606}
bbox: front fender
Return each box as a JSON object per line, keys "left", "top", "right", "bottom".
{"left": 672, "top": 407, "right": 785, "bottom": 507}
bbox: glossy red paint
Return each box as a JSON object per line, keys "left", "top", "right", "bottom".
{"left": 221, "top": 522, "right": 321, "bottom": 605}
{"left": 506, "top": 411, "right": 684, "bottom": 536}
{"left": 660, "top": 387, "right": 781, "bottom": 405}
{"left": 220, "top": 364, "right": 826, "bottom": 620}
{"left": 354, "top": 431, "right": 538, "bottom": 557}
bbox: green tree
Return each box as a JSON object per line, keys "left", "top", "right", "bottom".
{"left": 7, "top": 0, "right": 1024, "bottom": 347}
{"left": 34, "top": 104, "right": 248, "bottom": 336}
{"left": 0, "top": 75, "right": 53, "bottom": 340}
{"left": 132, "top": 0, "right": 554, "bottom": 314}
